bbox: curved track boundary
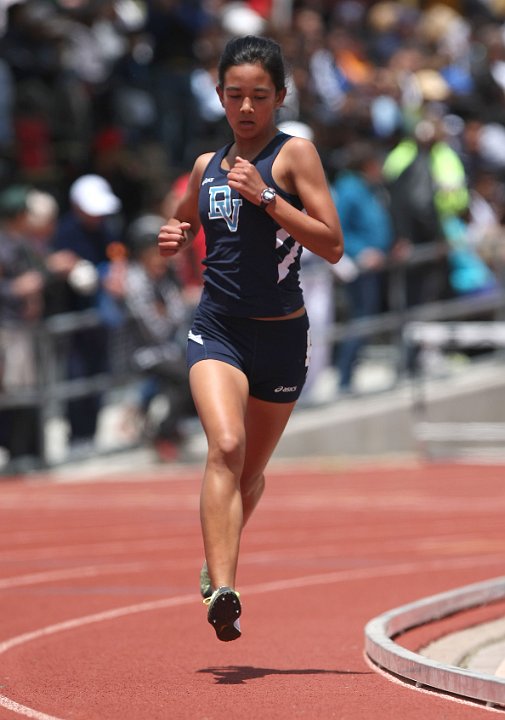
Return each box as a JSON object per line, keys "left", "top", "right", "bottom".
{"left": 365, "top": 575, "right": 505, "bottom": 708}
{"left": 3, "top": 559, "right": 502, "bottom": 719}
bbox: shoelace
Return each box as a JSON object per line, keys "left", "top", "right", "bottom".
{"left": 203, "top": 588, "right": 240, "bottom": 606}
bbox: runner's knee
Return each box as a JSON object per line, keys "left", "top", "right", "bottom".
{"left": 208, "top": 429, "right": 246, "bottom": 475}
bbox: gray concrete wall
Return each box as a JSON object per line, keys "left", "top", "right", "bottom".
{"left": 274, "top": 362, "right": 505, "bottom": 459}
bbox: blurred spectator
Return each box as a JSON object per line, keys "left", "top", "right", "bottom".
{"left": 0, "top": 184, "right": 72, "bottom": 470}
{"left": 220, "top": 2, "right": 267, "bottom": 37}
{"left": 53, "top": 0, "right": 128, "bottom": 132}
{"left": 147, "top": 0, "right": 209, "bottom": 169}
{"left": 308, "top": 24, "right": 377, "bottom": 150}
{"left": 109, "top": 14, "right": 157, "bottom": 149}
{"left": 24, "top": 188, "right": 77, "bottom": 315}
{"left": 366, "top": 2, "right": 416, "bottom": 66}
{"left": 51, "top": 173, "right": 123, "bottom": 455}
{"left": 1, "top": 0, "right": 65, "bottom": 183}
{"left": 331, "top": 140, "right": 394, "bottom": 393}
{"left": 383, "top": 113, "right": 469, "bottom": 307}
{"left": 2, "top": 0, "right": 505, "bottom": 435}
{"left": 105, "top": 213, "right": 195, "bottom": 460}
{"left": 470, "top": 22, "right": 505, "bottom": 125}
{"left": 0, "top": 58, "right": 14, "bottom": 180}
{"left": 282, "top": 9, "right": 326, "bottom": 125}
{"left": 443, "top": 211, "right": 499, "bottom": 297}
{"left": 90, "top": 126, "right": 151, "bottom": 224}
{"left": 188, "top": 29, "right": 230, "bottom": 158}
{"left": 468, "top": 167, "right": 505, "bottom": 271}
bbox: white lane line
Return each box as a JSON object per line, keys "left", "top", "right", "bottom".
{"left": 0, "top": 536, "right": 194, "bottom": 562}
{"left": 0, "top": 562, "right": 159, "bottom": 590}
{"left": 0, "top": 593, "right": 196, "bottom": 720}
{"left": 2, "top": 492, "right": 504, "bottom": 513}
{"left": 0, "top": 536, "right": 500, "bottom": 592}
{"left": 240, "top": 554, "right": 505, "bottom": 598}
{"left": 0, "top": 697, "right": 65, "bottom": 720}
{"left": 0, "top": 592, "right": 196, "bottom": 656}
{"left": 0, "top": 534, "right": 499, "bottom": 591}
{"left": 0, "top": 553, "right": 504, "bottom": 718}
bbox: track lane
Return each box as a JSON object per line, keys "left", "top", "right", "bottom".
{"left": 0, "top": 461, "right": 504, "bottom": 718}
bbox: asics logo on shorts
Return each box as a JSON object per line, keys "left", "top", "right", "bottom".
{"left": 208, "top": 185, "right": 243, "bottom": 232}
{"left": 274, "top": 385, "right": 298, "bottom": 393}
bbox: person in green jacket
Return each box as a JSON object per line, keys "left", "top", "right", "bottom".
{"left": 383, "top": 115, "right": 469, "bottom": 307}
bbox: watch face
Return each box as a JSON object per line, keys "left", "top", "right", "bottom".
{"left": 262, "top": 188, "right": 275, "bottom": 203}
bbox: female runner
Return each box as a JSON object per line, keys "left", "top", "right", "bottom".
{"left": 158, "top": 35, "right": 343, "bottom": 641}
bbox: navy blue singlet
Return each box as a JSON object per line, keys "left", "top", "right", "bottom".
{"left": 197, "top": 132, "right": 304, "bottom": 318}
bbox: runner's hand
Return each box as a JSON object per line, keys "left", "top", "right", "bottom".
{"left": 228, "top": 156, "right": 265, "bottom": 206}
{"left": 158, "top": 222, "right": 191, "bottom": 256}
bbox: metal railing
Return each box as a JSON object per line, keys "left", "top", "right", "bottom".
{"left": 326, "top": 240, "right": 505, "bottom": 384}
{"left": 2, "top": 241, "right": 505, "bottom": 468}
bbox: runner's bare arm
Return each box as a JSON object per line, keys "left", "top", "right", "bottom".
{"left": 158, "top": 153, "right": 213, "bottom": 257}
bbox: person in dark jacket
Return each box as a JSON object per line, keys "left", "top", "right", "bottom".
{"left": 331, "top": 141, "right": 394, "bottom": 392}
{"left": 51, "top": 174, "right": 123, "bottom": 454}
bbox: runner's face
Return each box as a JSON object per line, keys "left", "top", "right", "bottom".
{"left": 217, "top": 63, "right": 285, "bottom": 139}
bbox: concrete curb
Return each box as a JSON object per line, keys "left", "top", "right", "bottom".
{"left": 365, "top": 576, "right": 505, "bottom": 708}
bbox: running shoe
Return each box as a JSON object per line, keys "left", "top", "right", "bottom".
{"left": 204, "top": 586, "right": 242, "bottom": 642}
{"left": 200, "top": 561, "right": 213, "bottom": 599}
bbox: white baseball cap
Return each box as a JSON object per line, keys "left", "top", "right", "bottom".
{"left": 277, "top": 121, "right": 314, "bottom": 142}
{"left": 69, "top": 174, "right": 121, "bottom": 217}
{"left": 221, "top": 2, "right": 266, "bottom": 35}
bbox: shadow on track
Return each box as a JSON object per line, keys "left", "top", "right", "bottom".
{"left": 198, "top": 666, "right": 372, "bottom": 685}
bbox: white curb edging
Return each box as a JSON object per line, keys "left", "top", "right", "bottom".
{"left": 364, "top": 576, "right": 505, "bottom": 707}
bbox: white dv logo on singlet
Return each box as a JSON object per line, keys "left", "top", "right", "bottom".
{"left": 208, "top": 185, "right": 242, "bottom": 232}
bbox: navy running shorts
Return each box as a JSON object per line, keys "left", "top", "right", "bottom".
{"left": 187, "top": 305, "right": 311, "bottom": 403}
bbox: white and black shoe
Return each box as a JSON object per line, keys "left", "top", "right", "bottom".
{"left": 204, "top": 586, "right": 241, "bottom": 642}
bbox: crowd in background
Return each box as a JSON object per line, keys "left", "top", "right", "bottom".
{"left": 3, "top": 0, "right": 505, "bottom": 471}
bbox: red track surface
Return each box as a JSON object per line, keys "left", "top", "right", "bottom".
{"left": 0, "top": 459, "right": 504, "bottom": 719}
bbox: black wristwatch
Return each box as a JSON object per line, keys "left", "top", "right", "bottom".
{"left": 259, "top": 187, "right": 276, "bottom": 209}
